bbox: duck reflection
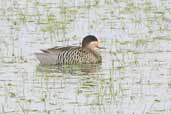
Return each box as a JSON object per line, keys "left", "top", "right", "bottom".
{"left": 36, "top": 63, "right": 102, "bottom": 75}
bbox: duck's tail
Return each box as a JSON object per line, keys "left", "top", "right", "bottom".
{"left": 35, "top": 52, "right": 57, "bottom": 65}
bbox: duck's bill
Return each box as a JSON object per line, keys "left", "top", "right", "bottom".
{"left": 98, "top": 46, "right": 106, "bottom": 49}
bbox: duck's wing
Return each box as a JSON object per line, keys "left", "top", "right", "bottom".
{"left": 40, "top": 46, "right": 78, "bottom": 54}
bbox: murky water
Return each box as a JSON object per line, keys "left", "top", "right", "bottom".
{"left": 0, "top": 0, "right": 171, "bottom": 114}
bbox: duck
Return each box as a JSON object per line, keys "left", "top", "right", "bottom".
{"left": 35, "top": 35, "right": 105, "bottom": 65}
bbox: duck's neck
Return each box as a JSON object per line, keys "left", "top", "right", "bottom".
{"left": 83, "top": 46, "right": 96, "bottom": 51}
{"left": 83, "top": 47, "right": 101, "bottom": 63}
{"left": 85, "top": 47, "right": 100, "bottom": 57}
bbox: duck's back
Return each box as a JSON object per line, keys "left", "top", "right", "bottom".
{"left": 35, "top": 46, "right": 101, "bottom": 65}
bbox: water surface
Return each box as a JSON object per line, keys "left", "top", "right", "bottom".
{"left": 0, "top": 0, "right": 171, "bottom": 114}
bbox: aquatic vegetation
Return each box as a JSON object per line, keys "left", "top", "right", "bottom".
{"left": 0, "top": 0, "right": 171, "bottom": 114}
{"left": 134, "top": 38, "right": 152, "bottom": 47}
{"left": 153, "top": 36, "right": 171, "bottom": 41}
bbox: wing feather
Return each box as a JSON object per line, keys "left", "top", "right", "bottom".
{"left": 41, "top": 46, "right": 78, "bottom": 54}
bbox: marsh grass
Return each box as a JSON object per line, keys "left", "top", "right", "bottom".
{"left": 0, "top": 0, "right": 171, "bottom": 114}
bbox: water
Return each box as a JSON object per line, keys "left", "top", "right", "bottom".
{"left": 0, "top": 0, "right": 171, "bottom": 114}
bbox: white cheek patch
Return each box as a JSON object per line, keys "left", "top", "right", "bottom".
{"left": 89, "top": 41, "right": 98, "bottom": 47}
{"left": 97, "top": 41, "right": 101, "bottom": 48}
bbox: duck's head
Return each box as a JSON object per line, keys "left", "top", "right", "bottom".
{"left": 82, "top": 35, "right": 105, "bottom": 50}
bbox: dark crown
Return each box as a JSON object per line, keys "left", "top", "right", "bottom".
{"left": 82, "top": 35, "right": 98, "bottom": 47}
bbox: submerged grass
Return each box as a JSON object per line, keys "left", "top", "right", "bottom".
{"left": 153, "top": 36, "right": 171, "bottom": 41}
{"left": 0, "top": 0, "right": 171, "bottom": 114}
